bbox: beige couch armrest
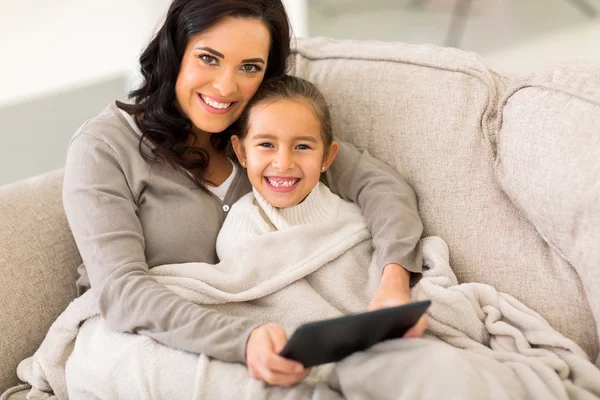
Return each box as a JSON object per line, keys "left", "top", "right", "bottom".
{"left": 0, "top": 169, "right": 80, "bottom": 393}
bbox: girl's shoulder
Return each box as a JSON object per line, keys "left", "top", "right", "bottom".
{"left": 227, "top": 191, "right": 260, "bottom": 216}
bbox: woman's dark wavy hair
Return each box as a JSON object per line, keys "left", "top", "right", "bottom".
{"left": 125, "top": 0, "right": 291, "bottom": 188}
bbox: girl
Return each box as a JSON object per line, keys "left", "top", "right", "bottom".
{"left": 62, "top": 0, "right": 423, "bottom": 390}
{"left": 222, "top": 75, "right": 428, "bottom": 387}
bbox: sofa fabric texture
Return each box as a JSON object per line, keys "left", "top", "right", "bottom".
{"left": 1, "top": 37, "right": 598, "bottom": 396}
{"left": 0, "top": 170, "right": 80, "bottom": 393}
{"left": 289, "top": 37, "right": 598, "bottom": 358}
{"left": 495, "top": 60, "right": 600, "bottom": 343}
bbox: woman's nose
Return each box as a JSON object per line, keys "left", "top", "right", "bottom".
{"left": 212, "top": 69, "right": 237, "bottom": 97}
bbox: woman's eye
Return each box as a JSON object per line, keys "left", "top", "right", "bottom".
{"left": 199, "top": 54, "right": 218, "bottom": 65}
{"left": 241, "top": 64, "right": 262, "bottom": 74}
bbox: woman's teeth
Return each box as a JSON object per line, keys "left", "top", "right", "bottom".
{"left": 266, "top": 177, "right": 298, "bottom": 188}
{"left": 201, "top": 95, "right": 232, "bottom": 109}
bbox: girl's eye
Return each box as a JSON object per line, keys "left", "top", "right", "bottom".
{"left": 199, "top": 54, "right": 218, "bottom": 65}
{"left": 258, "top": 142, "right": 273, "bottom": 148}
{"left": 296, "top": 144, "right": 312, "bottom": 150}
{"left": 241, "top": 64, "right": 262, "bottom": 74}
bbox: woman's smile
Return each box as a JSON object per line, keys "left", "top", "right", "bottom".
{"left": 175, "top": 16, "right": 269, "bottom": 133}
{"left": 197, "top": 93, "right": 235, "bottom": 114}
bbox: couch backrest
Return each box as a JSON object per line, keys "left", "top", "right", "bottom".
{"left": 290, "top": 37, "right": 598, "bottom": 358}
{"left": 494, "top": 60, "right": 600, "bottom": 354}
{"left": 0, "top": 168, "right": 80, "bottom": 393}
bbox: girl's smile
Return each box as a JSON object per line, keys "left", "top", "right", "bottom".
{"left": 264, "top": 176, "right": 301, "bottom": 192}
{"left": 232, "top": 98, "right": 338, "bottom": 208}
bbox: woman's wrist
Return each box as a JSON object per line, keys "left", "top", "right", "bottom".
{"left": 381, "top": 263, "right": 411, "bottom": 297}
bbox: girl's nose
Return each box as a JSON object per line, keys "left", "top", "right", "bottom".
{"left": 273, "top": 150, "right": 294, "bottom": 171}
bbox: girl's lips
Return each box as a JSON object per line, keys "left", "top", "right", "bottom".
{"left": 264, "top": 177, "right": 300, "bottom": 193}
{"left": 196, "top": 93, "right": 235, "bottom": 115}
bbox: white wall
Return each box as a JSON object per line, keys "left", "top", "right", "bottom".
{"left": 1, "top": 0, "right": 598, "bottom": 186}
{"left": 0, "top": 0, "right": 168, "bottom": 109}
{"left": 482, "top": 21, "right": 600, "bottom": 76}
{"left": 0, "top": 0, "right": 305, "bottom": 110}
{"left": 283, "top": 0, "right": 309, "bottom": 37}
{"left": 0, "top": 0, "right": 171, "bottom": 185}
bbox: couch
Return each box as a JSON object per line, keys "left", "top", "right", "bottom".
{"left": 1, "top": 37, "right": 599, "bottom": 399}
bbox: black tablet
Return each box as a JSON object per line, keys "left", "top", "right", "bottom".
{"left": 279, "top": 300, "right": 431, "bottom": 368}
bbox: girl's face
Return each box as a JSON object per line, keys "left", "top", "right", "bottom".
{"left": 175, "top": 17, "right": 270, "bottom": 136}
{"left": 232, "top": 99, "right": 339, "bottom": 208}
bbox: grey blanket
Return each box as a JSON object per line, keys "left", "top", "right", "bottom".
{"left": 17, "top": 208, "right": 600, "bottom": 399}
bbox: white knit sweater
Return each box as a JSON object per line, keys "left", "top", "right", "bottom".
{"left": 216, "top": 182, "right": 363, "bottom": 259}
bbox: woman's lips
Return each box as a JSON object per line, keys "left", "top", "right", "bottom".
{"left": 197, "top": 93, "right": 235, "bottom": 114}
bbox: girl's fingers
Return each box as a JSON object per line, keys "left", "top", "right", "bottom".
{"left": 253, "top": 359, "right": 309, "bottom": 387}
{"left": 263, "top": 351, "right": 305, "bottom": 375}
{"left": 247, "top": 324, "right": 308, "bottom": 386}
{"left": 266, "top": 325, "right": 289, "bottom": 354}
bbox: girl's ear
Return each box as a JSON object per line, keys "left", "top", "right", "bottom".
{"left": 321, "top": 140, "right": 339, "bottom": 172}
{"left": 230, "top": 135, "right": 247, "bottom": 167}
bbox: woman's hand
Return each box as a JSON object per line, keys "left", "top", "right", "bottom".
{"left": 246, "top": 323, "right": 311, "bottom": 387}
{"left": 368, "top": 263, "right": 428, "bottom": 338}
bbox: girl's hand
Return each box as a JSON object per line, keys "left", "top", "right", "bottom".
{"left": 368, "top": 263, "right": 428, "bottom": 338}
{"left": 246, "top": 323, "right": 311, "bottom": 387}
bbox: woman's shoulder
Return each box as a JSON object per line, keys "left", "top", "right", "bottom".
{"left": 70, "top": 101, "right": 142, "bottom": 152}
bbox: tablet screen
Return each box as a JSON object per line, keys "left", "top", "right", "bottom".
{"left": 280, "top": 300, "right": 431, "bottom": 367}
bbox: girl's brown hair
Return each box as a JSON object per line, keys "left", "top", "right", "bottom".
{"left": 234, "top": 75, "right": 333, "bottom": 149}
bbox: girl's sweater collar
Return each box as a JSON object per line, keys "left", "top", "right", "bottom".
{"left": 253, "top": 182, "right": 340, "bottom": 229}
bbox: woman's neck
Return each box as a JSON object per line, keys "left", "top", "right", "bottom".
{"left": 188, "top": 129, "right": 233, "bottom": 186}
{"left": 188, "top": 126, "right": 216, "bottom": 151}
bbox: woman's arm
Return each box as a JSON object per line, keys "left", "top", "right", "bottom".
{"left": 325, "top": 140, "right": 424, "bottom": 316}
{"left": 63, "top": 131, "right": 259, "bottom": 363}
{"left": 325, "top": 140, "right": 423, "bottom": 274}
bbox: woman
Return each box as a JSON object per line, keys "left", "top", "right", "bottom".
{"left": 62, "top": 0, "right": 425, "bottom": 387}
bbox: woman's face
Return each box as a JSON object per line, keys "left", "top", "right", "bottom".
{"left": 175, "top": 16, "right": 270, "bottom": 136}
{"left": 232, "top": 99, "right": 338, "bottom": 209}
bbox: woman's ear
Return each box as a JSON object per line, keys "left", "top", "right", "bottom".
{"left": 321, "top": 140, "right": 340, "bottom": 172}
{"left": 230, "top": 135, "right": 247, "bottom": 167}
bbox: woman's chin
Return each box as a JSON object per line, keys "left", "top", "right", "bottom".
{"left": 194, "top": 121, "right": 233, "bottom": 134}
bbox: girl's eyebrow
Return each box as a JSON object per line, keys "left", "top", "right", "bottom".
{"left": 252, "top": 133, "right": 318, "bottom": 142}
{"left": 294, "top": 136, "right": 318, "bottom": 142}
{"left": 195, "top": 46, "right": 265, "bottom": 64}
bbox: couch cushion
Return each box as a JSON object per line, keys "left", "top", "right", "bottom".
{"left": 290, "top": 37, "right": 598, "bottom": 359}
{"left": 0, "top": 169, "right": 80, "bottom": 394}
{"left": 495, "top": 60, "right": 600, "bottom": 347}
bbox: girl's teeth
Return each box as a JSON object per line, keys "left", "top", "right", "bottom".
{"left": 267, "top": 178, "right": 298, "bottom": 188}
{"left": 201, "top": 95, "right": 232, "bottom": 109}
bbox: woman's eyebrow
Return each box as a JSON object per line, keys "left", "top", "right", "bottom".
{"left": 196, "top": 46, "right": 224, "bottom": 58}
{"left": 195, "top": 46, "right": 265, "bottom": 64}
{"left": 241, "top": 57, "right": 265, "bottom": 64}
